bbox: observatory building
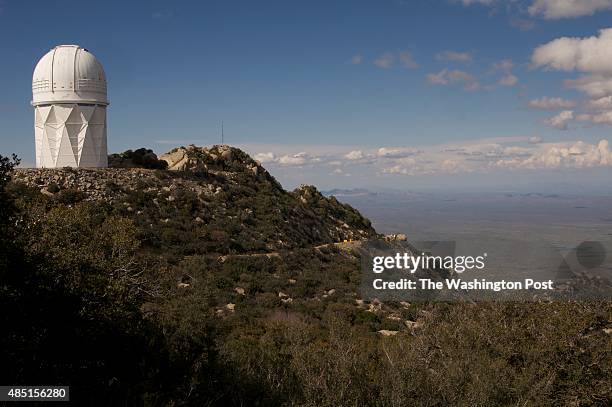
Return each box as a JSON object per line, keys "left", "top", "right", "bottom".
{"left": 32, "top": 45, "right": 108, "bottom": 168}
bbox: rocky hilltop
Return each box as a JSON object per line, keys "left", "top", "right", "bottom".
{"left": 13, "top": 145, "right": 377, "bottom": 254}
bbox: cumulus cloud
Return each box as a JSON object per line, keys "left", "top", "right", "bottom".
{"left": 377, "top": 147, "right": 421, "bottom": 158}
{"left": 374, "top": 51, "right": 418, "bottom": 69}
{"left": 399, "top": 51, "right": 418, "bottom": 69}
{"left": 532, "top": 29, "right": 612, "bottom": 128}
{"left": 388, "top": 139, "right": 612, "bottom": 174}
{"left": 278, "top": 152, "right": 313, "bottom": 166}
{"left": 344, "top": 150, "right": 364, "bottom": 160}
{"left": 374, "top": 53, "right": 395, "bottom": 69}
{"left": 426, "top": 71, "right": 448, "bottom": 85}
{"left": 565, "top": 75, "right": 612, "bottom": 98}
{"left": 499, "top": 74, "right": 518, "bottom": 86}
{"left": 529, "top": 136, "right": 543, "bottom": 144}
{"left": 278, "top": 155, "right": 305, "bottom": 166}
{"left": 249, "top": 137, "right": 612, "bottom": 178}
{"left": 576, "top": 95, "right": 612, "bottom": 124}
{"left": 528, "top": 96, "right": 576, "bottom": 109}
{"left": 436, "top": 50, "right": 473, "bottom": 63}
{"left": 254, "top": 152, "right": 276, "bottom": 163}
{"left": 457, "top": 0, "right": 612, "bottom": 20}
{"left": 529, "top": 0, "right": 612, "bottom": 19}
{"left": 350, "top": 54, "right": 363, "bottom": 65}
{"left": 493, "top": 59, "right": 514, "bottom": 72}
{"left": 503, "top": 140, "right": 612, "bottom": 168}
{"left": 531, "top": 28, "right": 612, "bottom": 75}
{"left": 545, "top": 110, "right": 574, "bottom": 130}
{"left": 587, "top": 96, "right": 612, "bottom": 110}
{"left": 491, "top": 59, "right": 519, "bottom": 87}
{"left": 577, "top": 111, "right": 612, "bottom": 124}
{"left": 426, "top": 69, "right": 480, "bottom": 91}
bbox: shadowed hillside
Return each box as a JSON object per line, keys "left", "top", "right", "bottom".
{"left": 1, "top": 148, "right": 610, "bottom": 406}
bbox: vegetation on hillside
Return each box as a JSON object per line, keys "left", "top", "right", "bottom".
{"left": 108, "top": 148, "right": 168, "bottom": 169}
{"left": 1, "top": 151, "right": 610, "bottom": 406}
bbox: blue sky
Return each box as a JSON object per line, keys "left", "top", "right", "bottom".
{"left": 1, "top": 0, "right": 612, "bottom": 191}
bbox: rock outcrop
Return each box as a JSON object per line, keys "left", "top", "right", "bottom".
{"left": 11, "top": 145, "right": 378, "bottom": 252}
{"left": 108, "top": 148, "right": 168, "bottom": 169}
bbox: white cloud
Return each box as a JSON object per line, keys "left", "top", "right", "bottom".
{"left": 529, "top": 0, "right": 612, "bottom": 19}
{"left": 532, "top": 30, "right": 612, "bottom": 128}
{"left": 344, "top": 150, "right": 364, "bottom": 160}
{"left": 436, "top": 50, "right": 473, "bottom": 62}
{"left": 427, "top": 70, "right": 448, "bottom": 85}
{"left": 544, "top": 110, "right": 574, "bottom": 130}
{"left": 254, "top": 152, "right": 276, "bottom": 163}
{"left": 528, "top": 96, "right": 576, "bottom": 109}
{"left": 577, "top": 110, "right": 612, "bottom": 124}
{"left": 374, "top": 53, "right": 395, "bottom": 69}
{"left": 491, "top": 59, "right": 519, "bottom": 87}
{"left": 279, "top": 152, "right": 309, "bottom": 166}
{"left": 575, "top": 94, "right": 612, "bottom": 126}
{"left": 374, "top": 51, "right": 418, "bottom": 69}
{"left": 426, "top": 69, "right": 480, "bottom": 91}
{"left": 377, "top": 147, "right": 421, "bottom": 158}
{"left": 529, "top": 136, "right": 543, "bottom": 144}
{"left": 508, "top": 140, "right": 612, "bottom": 168}
{"left": 399, "top": 51, "right": 419, "bottom": 69}
{"left": 565, "top": 75, "right": 612, "bottom": 98}
{"left": 587, "top": 96, "right": 612, "bottom": 110}
{"left": 441, "top": 159, "right": 462, "bottom": 173}
{"left": 493, "top": 59, "right": 514, "bottom": 72}
{"left": 247, "top": 137, "right": 612, "bottom": 178}
{"left": 457, "top": 0, "right": 612, "bottom": 20}
{"left": 499, "top": 74, "right": 518, "bottom": 86}
{"left": 531, "top": 28, "right": 612, "bottom": 75}
{"left": 350, "top": 54, "right": 363, "bottom": 65}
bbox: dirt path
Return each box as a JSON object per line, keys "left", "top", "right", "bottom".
{"left": 217, "top": 240, "right": 365, "bottom": 262}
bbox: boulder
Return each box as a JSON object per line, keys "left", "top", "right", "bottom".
{"left": 220, "top": 149, "right": 233, "bottom": 162}
{"left": 404, "top": 320, "right": 422, "bottom": 329}
{"left": 160, "top": 148, "right": 190, "bottom": 171}
{"left": 377, "top": 330, "right": 398, "bottom": 336}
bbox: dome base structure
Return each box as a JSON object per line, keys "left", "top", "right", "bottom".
{"left": 34, "top": 104, "right": 108, "bottom": 168}
{"left": 32, "top": 45, "right": 109, "bottom": 168}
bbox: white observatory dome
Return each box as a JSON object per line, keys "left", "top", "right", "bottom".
{"left": 32, "top": 45, "right": 109, "bottom": 168}
{"left": 32, "top": 45, "right": 108, "bottom": 106}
